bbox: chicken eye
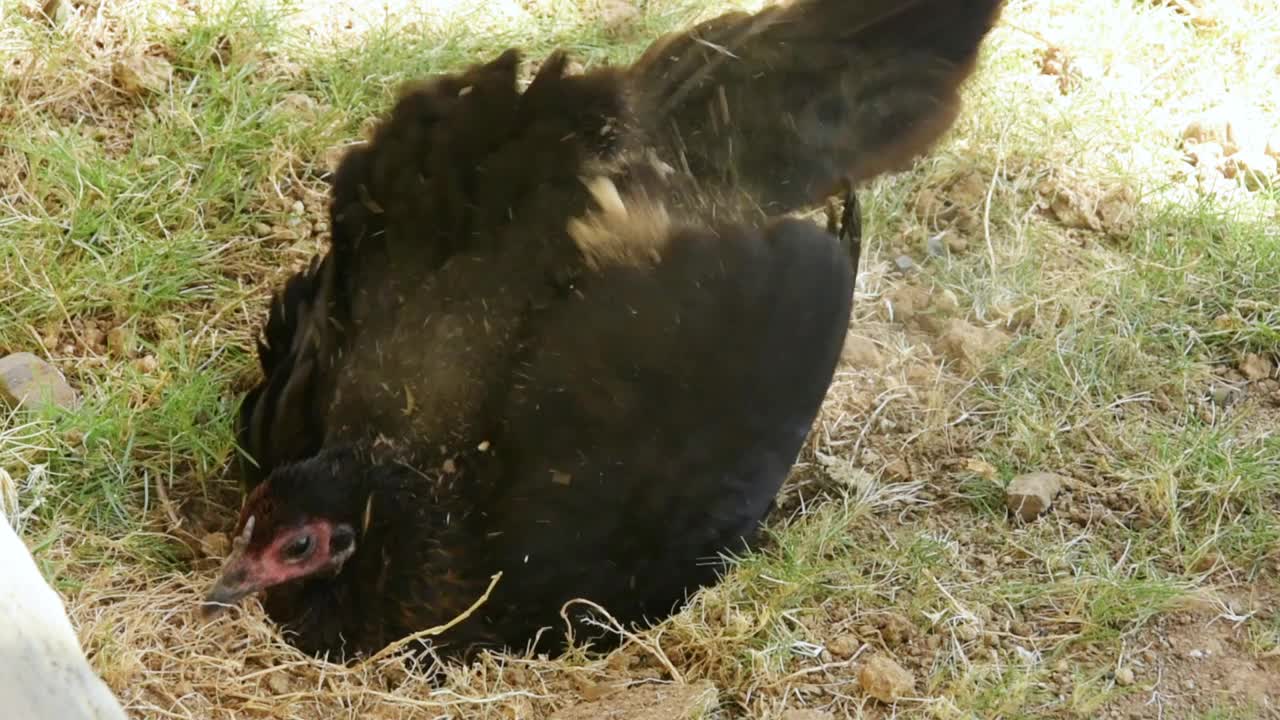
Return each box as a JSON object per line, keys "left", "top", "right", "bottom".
{"left": 284, "top": 534, "right": 313, "bottom": 560}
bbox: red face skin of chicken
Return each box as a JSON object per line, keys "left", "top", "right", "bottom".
{"left": 200, "top": 513, "right": 357, "bottom": 617}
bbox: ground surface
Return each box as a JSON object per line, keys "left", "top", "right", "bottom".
{"left": 1, "top": 0, "right": 1278, "bottom": 718}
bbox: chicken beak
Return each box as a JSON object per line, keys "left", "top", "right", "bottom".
{"left": 200, "top": 569, "right": 258, "bottom": 618}
{"left": 200, "top": 515, "right": 259, "bottom": 619}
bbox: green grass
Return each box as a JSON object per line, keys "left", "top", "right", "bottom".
{"left": 1, "top": 0, "right": 1278, "bottom": 717}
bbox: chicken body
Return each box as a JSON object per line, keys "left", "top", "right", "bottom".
{"left": 211, "top": 0, "right": 1007, "bottom": 661}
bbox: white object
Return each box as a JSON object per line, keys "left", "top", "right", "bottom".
{"left": 0, "top": 509, "right": 129, "bottom": 719}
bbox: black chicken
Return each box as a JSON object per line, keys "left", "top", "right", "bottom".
{"left": 201, "top": 0, "right": 1006, "bottom": 661}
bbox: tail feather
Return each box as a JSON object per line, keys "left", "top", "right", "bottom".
{"left": 629, "top": 0, "right": 1007, "bottom": 212}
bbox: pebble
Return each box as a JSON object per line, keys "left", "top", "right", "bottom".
{"left": 1210, "top": 383, "right": 1244, "bottom": 407}
{"left": 925, "top": 233, "right": 949, "bottom": 258}
{"left": 1115, "top": 667, "right": 1135, "bottom": 686}
{"left": 858, "top": 656, "right": 914, "bottom": 703}
{"left": 1005, "top": 471, "right": 1066, "bottom": 522}
{"left": 0, "top": 352, "right": 79, "bottom": 410}
{"left": 894, "top": 255, "right": 916, "bottom": 274}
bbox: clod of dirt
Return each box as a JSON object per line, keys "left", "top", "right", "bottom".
{"left": 549, "top": 680, "right": 717, "bottom": 720}
{"left": 199, "top": 532, "right": 230, "bottom": 559}
{"left": 827, "top": 634, "right": 862, "bottom": 659}
{"left": 112, "top": 53, "right": 173, "bottom": 96}
{"left": 1036, "top": 45, "right": 1095, "bottom": 95}
{"left": 781, "top": 710, "right": 836, "bottom": 720}
{"left": 885, "top": 286, "right": 931, "bottom": 324}
{"left": 858, "top": 655, "right": 915, "bottom": 703}
{"left": 1005, "top": 472, "right": 1066, "bottom": 522}
{"left": 931, "top": 288, "right": 960, "bottom": 316}
{"left": 1115, "top": 667, "right": 1136, "bottom": 686}
{"left": 841, "top": 336, "right": 884, "bottom": 370}
{"left": 936, "top": 319, "right": 1011, "bottom": 375}
{"left": 593, "top": 0, "right": 641, "bottom": 35}
{"left": 1224, "top": 151, "right": 1277, "bottom": 190}
{"left": 1183, "top": 110, "right": 1233, "bottom": 151}
{"left": 106, "top": 327, "right": 134, "bottom": 358}
{"left": 1240, "top": 353, "right": 1274, "bottom": 382}
{"left": 1183, "top": 107, "right": 1269, "bottom": 157}
{"left": 0, "top": 352, "right": 79, "bottom": 410}
{"left": 1184, "top": 141, "right": 1224, "bottom": 169}
{"left": 275, "top": 93, "right": 320, "bottom": 119}
{"left": 948, "top": 171, "right": 989, "bottom": 209}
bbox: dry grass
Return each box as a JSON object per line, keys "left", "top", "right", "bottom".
{"left": 1, "top": 0, "right": 1279, "bottom": 717}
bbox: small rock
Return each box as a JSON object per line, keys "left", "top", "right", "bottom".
{"left": 133, "top": 355, "right": 159, "bottom": 374}
{"left": 894, "top": 255, "right": 916, "bottom": 274}
{"left": 291, "top": 200, "right": 305, "bottom": 215}
{"left": 1210, "top": 383, "right": 1244, "bottom": 408}
{"left": 252, "top": 222, "right": 272, "bottom": 237}
{"left": 200, "top": 532, "right": 231, "bottom": 559}
{"left": 827, "top": 634, "right": 861, "bottom": 659}
{"left": 936, "top": 319, "right": 1012, "bottom": 374}
{"left": 0, "top": 352, "right": 79, "bottom": 410}
{"left": 841, "top": 336, "right": 884, "bottom": 370}
{"left": 112, "top": 53, "right": 173, "bottom": 96}
{"left": 1005, "top": 471, "right": 1066, "bottom": 522}
{"left": 925, "top": 233, "right": 949, "bottom": 258}
{"left": 1115, "top": 667, "right": 1135, "bottom": 686}
{"left": 1240, "top": 353, "right": 1274, "bottom": 381}
{"left": 858, "top": 656, "right": 915, "bottom": 703}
